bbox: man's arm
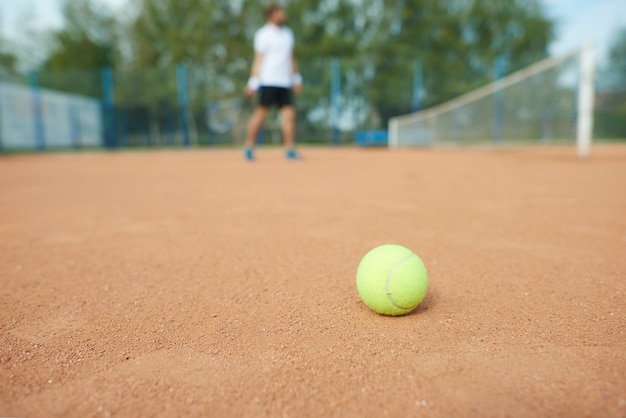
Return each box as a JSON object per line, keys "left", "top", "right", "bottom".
{"left": 246, "top": 53, "right": 264, "bottom": 96}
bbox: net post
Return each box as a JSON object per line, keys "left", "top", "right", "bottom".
{"left": 388, "top": 117, "right": 398, "bottom": 149}
{"left": 577, "top": 43, "right": 595, "bottom": 159}
{"left": 176, "top": 64, "right": 190, "bottom": 147}
{"left": 28, "top": 70, "right": 46, "bottom": 151}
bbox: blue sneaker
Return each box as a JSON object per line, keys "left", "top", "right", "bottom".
{"left": 285, "top": 149, "right": 302, "bottom": 161}
{"left": 244, "top": 148, "right": 254, "bottom": 162}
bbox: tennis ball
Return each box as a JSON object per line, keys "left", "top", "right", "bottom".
{"left": 356, "top": 244, "right": 428, "bottom": 316}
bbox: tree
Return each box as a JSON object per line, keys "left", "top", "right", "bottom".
{"left": 40, "top": 0, "right": 117, "bottom": 96}
{"left": 603, "top": 28, "right": 626, "bottom": 90}
{"left": 352, "top": 0, "right": 555, "bottom": 123}
{"left": 129, "top": 0, "right": 258, "bottom": 70}
{"left": 123, "top": 0, "right": 270, "bottom": 145}
{"left": 596, "top": 28, "right": 626, "bottom": 139}
{"left": 0, "top": 12, "right": 18, "bottom": 80}
{"left": 0, "top": 44, "right": 18, "bottom": 80}
{"left": 121, "top": 0, "right": 556, "bottom": 141}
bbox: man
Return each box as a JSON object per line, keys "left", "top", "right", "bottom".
{"left": 244, "top": 4, "right": 302, "bottom": 161}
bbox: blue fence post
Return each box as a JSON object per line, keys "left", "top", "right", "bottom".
{"left": 101, "top": 67, "right": 116, "bottom": 148}
{"left": 493, "top": 55, "right": 506, "bottom": 143}
{"left": 331, "top": 58, "right": 341, "bottom": 146}
{"left": 412, "top": 59, "right": 423, "bottom": 112}
{"left": 69, "top": 101, "right": 81, "bottom": 148}
{"left": 28, "top": 71, "right": 46, "bottom": 151}
{"left": 177, "top": 64, "right": 190, "bottom": 147}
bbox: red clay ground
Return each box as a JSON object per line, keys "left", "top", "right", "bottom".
{"left": 1, "top": 145, "right": 625, "bottom": 418}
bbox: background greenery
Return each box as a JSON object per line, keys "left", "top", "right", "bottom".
{"left": 0, "top": 0, "right": 624, "bottom": 145}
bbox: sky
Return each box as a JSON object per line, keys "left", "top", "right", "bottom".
{"left": 544, "top": 0, "right": 626, "bottom": 59}
{"left": 0, "top": 0, "right": 625, "bottom": 63}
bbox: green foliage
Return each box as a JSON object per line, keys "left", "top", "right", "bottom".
{"left": 603, "top": 28, "right": 626, "bottom": 90}
{"left": 0, "top": 48, "right": 18, "bottom": 80}
{"left": 351, "top": 0, "right": 554, "bottom": 121}
{"left": 27, "top": 0, "right": 556, "bottom": 138}
{"left": 0, "top": 18, "right": 18, "bottom": 80}
{"left": 39, "top": 0, "right": 116, "bottom": 97}
{"left": 129, "top": 0, "right": 259, "bottom": 71}
{"left": 44, "top": 0, "right": 116, "bottom": 70}
{"left": 597, "top": 28, "right": 626, "bottom": 139}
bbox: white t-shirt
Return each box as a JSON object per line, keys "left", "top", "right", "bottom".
{"left": 254, "top": 24, "right": 295, "bottom": 88}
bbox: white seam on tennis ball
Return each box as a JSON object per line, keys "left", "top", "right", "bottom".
{"left": 386, "top": 254, "right": 417, "bottom": 310}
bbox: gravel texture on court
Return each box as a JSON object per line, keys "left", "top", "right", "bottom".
{"left": 1, "top": 146, "right": 625, "bottom": 418}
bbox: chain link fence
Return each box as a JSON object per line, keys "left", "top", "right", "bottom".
{"left": 0, "top": 58, "right": 624, "bottom": 151}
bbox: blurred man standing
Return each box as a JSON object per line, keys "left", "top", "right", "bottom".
{"left": 244, "top": 4, "right": 303, "bottom": 161}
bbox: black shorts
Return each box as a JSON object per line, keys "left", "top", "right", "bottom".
{"left": 259, "top": 86, "right": 293, "bottom": 108}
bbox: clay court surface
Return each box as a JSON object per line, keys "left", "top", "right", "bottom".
{"left": 1, "top": 145, "right": 625, "bottom": 417}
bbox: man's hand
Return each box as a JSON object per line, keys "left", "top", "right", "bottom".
{"left": 245, "top": 86, "right": 257, "bottom": 97}
{"left": 246, "top": 77, "right": 260, "bottom": 97}
{"left": 292, "top": 73, "right": 303, "bottom": 95}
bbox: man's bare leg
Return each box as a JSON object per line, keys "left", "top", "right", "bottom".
{"left": 245, "top": 107, "right": 269, "bottom": 148}
{"left": 246, "top": 106, "right": 269, "bottom": 148}
{"left": 280, "top": 105, "right": 296, "bottom": 149}
{"left": 243, "top": 107, "right": 269, "bottom": 161}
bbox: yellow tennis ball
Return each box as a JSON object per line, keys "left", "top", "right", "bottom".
{"left": 356, "top": 244, "right": 428, "bottom": 316}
